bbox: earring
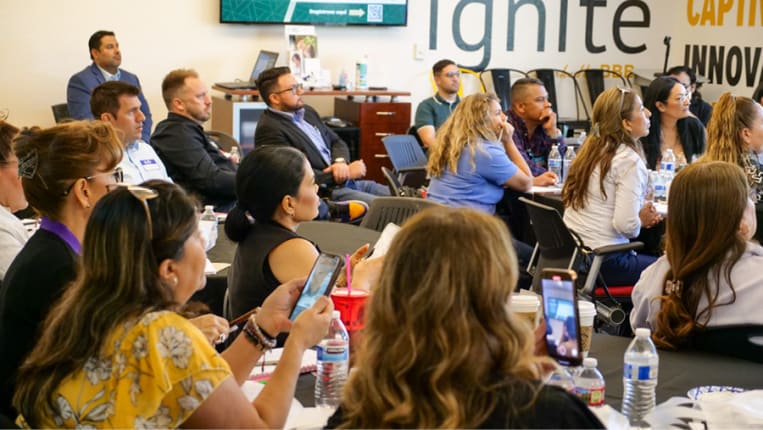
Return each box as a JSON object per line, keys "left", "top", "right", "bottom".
{"left": 170, "top": 276, "right": 178, "bottom": 286}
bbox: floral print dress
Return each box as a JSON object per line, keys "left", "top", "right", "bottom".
{"left": 18, "top": 311, "right": 231, "bottom": 429}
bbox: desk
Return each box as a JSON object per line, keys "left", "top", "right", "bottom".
{"left": 589, "top": 333, "right": 763, "bottom": 407}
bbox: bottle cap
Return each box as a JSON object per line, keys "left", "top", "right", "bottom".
{"left": 204, "top": 205, "right": 214, "bottom": 211}
{"left": 635, "top": 327, "right": 651, "bottom": 337}
{"left": 332, "top": 310, "right": 341, "bottom": 319}
{"left": 583, "top": 357, "right": 597, "bottom": 368}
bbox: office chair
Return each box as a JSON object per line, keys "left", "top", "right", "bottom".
{"left": 360, "top": 197, "right": 443, "bottom": 232}
{"left": 381, "top": 134, "right": 428, "bottom": 189}
{"left": 51, "top": 103, "right": 71, "bottom": 123}
{"left": 519, "top": 197, "right": 642, "bottom": 335}
{"left": 296, "top": 221, "right": 381, "bottom": 257}
{"left": 526, "top": 68, "right": 590, "bottom": 134}
{"left": 206, "top": 130, "right": 242, "bottom": 154}
{"left": 479, "top": 68, "right": 528, "bottom": 112}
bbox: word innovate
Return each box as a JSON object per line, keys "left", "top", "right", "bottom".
{"left": 428, "top": 0, "right": 652, "bottom": 70}
{"left": 684, "top": 44, "right": 763, "bottom": 86}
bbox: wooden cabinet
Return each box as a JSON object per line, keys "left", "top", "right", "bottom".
{"left": 334, "top": 98, "right": 411, "bottom": 183}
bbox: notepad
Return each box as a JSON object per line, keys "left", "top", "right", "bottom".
{"left": 250, "top": 348, "right": 318, "bottom": 382}
{"left": 368, "top": 223, "right": 400, "bottom": 258}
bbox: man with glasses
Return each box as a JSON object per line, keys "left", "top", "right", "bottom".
{"left": 150, "top": 69, "right": 238, "bottom": 212}
{"left": 413, "top": 59, "right": 461, "bottom": 149}
{"left": 254, "top": 67, "right": 389, "bottom": 214}
{"left": 67, "top": 30, "right": 153, "bottom": 143}
{"left": 91, "top": 81, "right": 171, "bottom": 185}
{"left": 508, "top": 78, "right": 563, "bottom": 185}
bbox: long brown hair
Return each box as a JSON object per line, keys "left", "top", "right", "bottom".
{"left": 13, "top": 181, "right": 198, "bottom": 427}
{"left": 563, "top": 87, "right": 643, "bottom": 210}
{"left": 428, "top": 93, "right": 501, "bottom": 177}
{"left": 336, "top": 208, "right": 552, "bottom": 428}
{"left": 653, "top": 161, "right": 749, "bottom": 349}
{"left": 704, "top": 92, "right": 759, "bottom": 166}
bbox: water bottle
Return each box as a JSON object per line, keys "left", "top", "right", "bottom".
{"left": 547, "top": 365, "right": 575, "bottom": 393}
{"left": 577, "top": 131, "right": 587, "bottom": 146}
{"left": 653, "top": 172, "right": 666, "bottom": 203}
{"left": 548, "top": 144, "right": 562, "bottom": 181}
{"left": 660, "top": 149, "right": 676, "bottom": 179}
{"left": 229, "top": 146, "right": 240, "bottom": 164}
{"left": 574, "top": 357, "right": 606, "bottom": 407}
{"left": 561, "top": 146, "right": 576, "bottom": 184}
{"left": 315, "top": 310, "right": 350, "bottom": 408}
{"left": 355, "top": 55, "right": 368, "bottom": 90}
{"left": 199, "top": 205, "right": 218, "bottom": 251}
{"left": 622, "top": 328, "right": 659, "bottom": 428}
{"left": 645, "top": 171, "right": 657, "bottom": 202}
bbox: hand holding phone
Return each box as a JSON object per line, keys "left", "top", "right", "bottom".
{"left": 540, "top": 269, "right": 582, "bottom": 366}
{"left": 289, "top": 253, "right": 344, "bottom": 321}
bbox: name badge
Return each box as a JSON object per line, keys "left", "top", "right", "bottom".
{"left": 140, "top": 159, "right": 160, "bottom": 171}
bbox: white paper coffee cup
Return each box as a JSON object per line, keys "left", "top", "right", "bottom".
{"left": 578, "top": 300, "right": 596, "bottom": 357}
{"left": 512, "top": 294, "right": 540, "bottom": 328}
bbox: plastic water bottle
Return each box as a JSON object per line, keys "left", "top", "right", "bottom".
{"left": 355, "top": 55, "right": 368, "bottom": 90}
{"left": 660, "top": 149, "right": 676, "bottom": 179}
{"left": 561, "top": 146, "right": 576, "bottom": 184}
{"left": 229, "top": 146, "right": 240, "bottom": 164}
{"left": 653, "top": 172, "right": 666, "bottom": 203}
{"left": 548, "top": 144, "right": 562, "bottom": 181}
{"left": 199, "top": 205, "right": 218, "bottom": 251}
{"left": 547, "top": 365, "right": 575, "bottom": 393}
{"left": 574, "top": 357, "right": 606, "bottom": 407}
{"left": 622, "top": 328, "right": 659, "bottom": 428}
{"left": 315, "top": 310, "right": 350, "bottom": 408}
{"left": 577, "top": 131, "right": 587, "bottom": 146}
{"left": 645, "top": 171, "right": 656, "bottom": 202}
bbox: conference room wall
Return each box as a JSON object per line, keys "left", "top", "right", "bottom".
{"left": 0, "top": 1, "right": 752, "bottom": 132}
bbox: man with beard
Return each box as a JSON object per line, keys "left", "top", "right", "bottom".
{"left": 413, "top": 59, "right": 461, "bottom": 149}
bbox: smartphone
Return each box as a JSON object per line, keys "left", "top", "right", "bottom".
{"left": 289, "top": 253, "right": 344, "bottom": 321}
{"left": 540, "top": 269, "right": 582, "bottom": 366}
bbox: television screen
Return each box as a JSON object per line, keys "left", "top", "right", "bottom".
{"left": 220, "top": 0, "right": 408, "bottom": 26}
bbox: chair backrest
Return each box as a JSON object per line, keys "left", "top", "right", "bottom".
{"left": 381, "top": 134, "right": 428, "bottom": 171}
{"left": 526, "top": 68, "right": 590, "bottom": 126}
{"left": 206, "top": 130, "right": 242, "bottom": 154}
{"left": 479, "top": 68, "right": 528, "bottom": 112}
{"left": 519, "top": 197, "right": 581, "bottom": 292}
{"left": 573, "top": 68, "right": 629, "bottom": 118}
{"left": 51, "top": 103, "right": 70, "bottom": 123}
{"left": 296, "top": 221, "right": 381, "bottom": 256}
{"left": 360, "top": 197, "right": 443, "bottom": 232}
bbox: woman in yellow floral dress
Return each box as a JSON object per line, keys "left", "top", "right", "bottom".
{"left": 13, "top": 181, "right": 332, "bottom": 428}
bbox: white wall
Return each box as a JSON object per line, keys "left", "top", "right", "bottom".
{"left": 0, "top": 0, "right": 755, "bottom": 131}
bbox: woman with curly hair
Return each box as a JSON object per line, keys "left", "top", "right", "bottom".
{"left": 326, "top": 207, "right": 603, "bottom": 429}
{"left": 631, "top": 161, "right": 762, "bottom": 360}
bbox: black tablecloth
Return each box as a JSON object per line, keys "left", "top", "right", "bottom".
{"left": 589, "top": 333, "right": 763, "bottom": 407}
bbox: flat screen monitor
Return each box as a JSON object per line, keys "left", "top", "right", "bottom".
{"left": 220, "top": 0, "right": 408, "bottom": 26}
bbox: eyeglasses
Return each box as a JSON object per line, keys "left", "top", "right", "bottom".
{"left": 617, "top": 87, "right": 632, "bottom": 118}
{"left": 62, "top": 167, "right": 124, "bottom": 196}
{"left": 274, "top": 83, "right": 303, "bottom": 95}
{"left": 440, "top": 71, "right": 461, "bottom": 78}
{"left": 111, "top": 184, "right": 159, "bottom": 240}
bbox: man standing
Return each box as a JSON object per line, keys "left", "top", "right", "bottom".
{"left": 67, "top": 30, "right": 152, "bottom": 142}
{"left": 254, "top": 67, "right": 389, "bottom": 207}
{"left": 90, "top": 81, "right": 170, "bottom": 184}
{"left": 413, "top": 59, "right": 461, "bottom": 149}
{"left": 151, "top": 69, "right": 237, "bottom": 212}
{"left": 508, "top": 78, "right": 561, "bottom": 185}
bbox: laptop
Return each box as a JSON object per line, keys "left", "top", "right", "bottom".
{"left": 215, "top": 50, "right": 279, "bottom": 90}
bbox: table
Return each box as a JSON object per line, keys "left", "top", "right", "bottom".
{"left": 589, "top": 333, "right": 763, "bottom": 407}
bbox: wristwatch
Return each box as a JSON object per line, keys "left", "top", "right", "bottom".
{"left": 334, "top": 157, "right": 347, "bottom": 164}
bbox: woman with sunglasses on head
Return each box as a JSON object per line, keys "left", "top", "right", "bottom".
{"left": 563, "top": 87, "right": 661, "bottom": 287}
{"left": 0, "top": 121, "right": 123, "bottom": 418}
{"left": 641, "top": 76, "right": 706, "bottom": 170}
{"left": 13, "top": 181, "right": 332, "bottom": 428}
{"left": 0, "top": 121, "right": 29, "bottom": 281}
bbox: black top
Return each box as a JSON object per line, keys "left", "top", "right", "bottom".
{"left": 151, "top": 112, "right": 237, "bottom": 211}
{"left": 227, "top": 220, "right": 302, "bottom": 321}
{"left": 254, "top": 106, "right": 350, "bottom": 189}
{"left": 690, "top": 97, "right": 713, "bottom": 127}
{"left": 641, "top": 115, "right": 706, "bottom": 170}
{"left": 0, "top": 229, "right": 79, "bottom": 417}
{"left": 325, "top": 384, "right": 604, "bottom": 429}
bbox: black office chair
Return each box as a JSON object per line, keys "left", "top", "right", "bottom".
{"left": 381, "top": 135, "right": 428, "bottom": 189}
{"left": 519, "top": 197, "right": 642, "bottom": 334}
{"left": 526, "top": 68, "right": 590, "bottom": 135}
{"left": 360, "top": 197, "right": 443, "bottom": 232}
{"left": 51, "top": 103, "right": 71, "bottom": 123}
{"left": 479, "top": 68, "right": 528, "bottom": 112}
{"left": 574, "top": 68, "right": 629, "bottom": 119}
{"left": 381, "top": 166, "right": 421, "bottom": 198}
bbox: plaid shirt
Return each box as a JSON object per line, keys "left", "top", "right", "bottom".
{"left": 508, "top": 109, "right": 565, "bottom": 176}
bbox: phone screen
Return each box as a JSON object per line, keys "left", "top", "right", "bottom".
{"left": 289, "top": 254, "right": 343, "bottom": 321}
{"left": 541, "top": 270, "right": 582, "bottom": 366}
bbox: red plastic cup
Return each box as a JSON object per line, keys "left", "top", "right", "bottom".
{"left": 330, "top": 288, "right": 369, "bottom": 332}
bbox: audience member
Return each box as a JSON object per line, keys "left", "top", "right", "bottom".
{"left": 427, "top": 93, "right": 534, "bottom": 287}
{"left": 254, "top": 67, "right": 389, "bottom": 209}
{"left": 13, "top": 181, "right": 331, "bottom": 428}
{"left": 225, "top": 146, "right": 372, "bottom": 343}
{"left": 0, "top": 121, "right": 123, "bottom": 417}
{"left": 753, "top": 82, "right": 763, "bottom": 105}
{"left": 631, "top": 161, "right": 763, "bottom": 361}
{"left": 641, "top": 76, "right": 706, "bottom": 170}
{"left": 151, "top": 69, "right": 237, "bottom": 211}
{"left": 413, "top": 59, "right": 461, "bottom": 148}
{"left": 326, "top": 207, "right": 603, "bottom": 429}
{"left": 666, "top": 65, "right": 712, "bottom": 126}
{"left": 0, "top": 121, "right": 29, "bottom": 280}
{"left": 91, "top": 81, "right": 171, "bottom": 184}
{"left": 67, "top": 30, "right": 152, "bottom": 142}
{"left": 563, "top": 87, "right": 660, "bottom": 286}
{"left": 507, "top": 78, "right": 562, "bottom": 185}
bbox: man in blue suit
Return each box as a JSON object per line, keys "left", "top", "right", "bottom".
{"left": 67, "top": 30, "right": 152, "bottom": 142}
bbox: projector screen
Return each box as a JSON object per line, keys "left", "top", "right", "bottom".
{"left": 220, "top": 0, "right": 408, "bottom": 26}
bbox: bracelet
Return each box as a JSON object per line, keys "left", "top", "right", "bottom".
{"left": 243, "top": 310, "right": 277, "bottom": 351}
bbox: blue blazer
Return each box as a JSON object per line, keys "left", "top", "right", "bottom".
{"left": 66, "top": 62, "right": 153, "bottom": 142}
